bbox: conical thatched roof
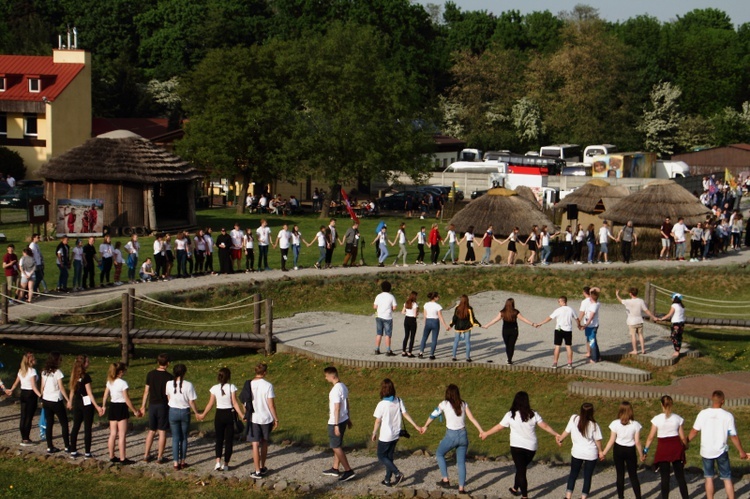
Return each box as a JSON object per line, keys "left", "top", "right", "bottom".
{"left": 599, "top": 179, "right": 710, "bottom": 227}
{"left": 39, "top": 131, "right": 201, "bottom": 183}
{"left": 514, "top": 185, "right": 542, "bottom": 209}
{"left": 449, "top": 188, "right": 555, "bottom": 235}
{"left": 555, "top": 179, "right": 630, "bottom": 213}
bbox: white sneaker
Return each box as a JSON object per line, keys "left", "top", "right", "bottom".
{"left": 215, "top": 462, "right": 222, "bottom": 471}
{"left": 402, "top": 264, "right": 408, "bottom": 267}
{"left": 294, "top": 267, "right": 298, "bottom": 270}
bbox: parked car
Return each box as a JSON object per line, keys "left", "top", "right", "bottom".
{"left": 471, "top": 189, "right": 488, "bottom": 200}
{"left": 0, "top": 180, "right": 44, "bottom": 208}
{"left": 418, "top": 185, "right": 464, "bottom": 201}
{"left": 376, "top": 191, "right": 424, "bottom": 211}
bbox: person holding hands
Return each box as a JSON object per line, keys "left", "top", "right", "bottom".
{"left": 534, "top": 296, "right": 579, "bottom": 369}
{"left": 616, "top": 288, "right": 657, "bottom": 355}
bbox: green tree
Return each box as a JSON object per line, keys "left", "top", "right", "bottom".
{"left": 0, "top": 146, "right": 26, "bottom": 180}
{"left": 278, "top": 22, "right": 434, "bottom": 216}
{"left": 523, "top": 10, "right": 563, "bottom": 53}
{"left": 442, "top": 1, "right": 497, "bottom": 54}
{"left": 511, "top": 97, "right": 544, "bottom": 150}
{"left": 711, "top": 103, "right": 750, "bottom": 146}
{"left": 177, "top": 45, "right": 294, "bottom": 214}
{"left": 638, "top": 81, "right": 683, "bottom": 157}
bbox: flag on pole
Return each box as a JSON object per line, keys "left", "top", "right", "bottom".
{"left": 340, "top": 188, "right": 360, "bottom": 224}
{"left": 725, "top": 168, "right": 737, "bottom": 189}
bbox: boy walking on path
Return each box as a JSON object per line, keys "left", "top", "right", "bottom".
{"left": 373, "top": 281, "right": 398, "bottom": 356}
{"left": 688, "top": 390, "right": 748, "bottom": 499}
{"left": 248, "top": 363, "right": 279, "bottom": 479}
{"left": 323, "top": 366, "right": 355, "bottom": 482}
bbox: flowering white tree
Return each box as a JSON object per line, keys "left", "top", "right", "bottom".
{"left": 638, "top": 81, "right": 683, "bottom": 157}
{"left": 512, "top": 97, "right": 544, "bottom": 146}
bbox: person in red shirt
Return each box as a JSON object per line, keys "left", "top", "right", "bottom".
{"left": 428, "top": 223, "right": 442, "bottom": 265}
{"left": 2, "top": 244, "right": 19, "bottom": 299}
{"left": 65, "top": 208, "right": 76, "bottom": 234}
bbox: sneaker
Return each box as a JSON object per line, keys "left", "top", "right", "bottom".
{"left": 429, "top": 355, "right": 436, "bottom": 360}
{"left": 314, "top": 263, "right": 320, "bottom": 269}
{"left": 69, "top": 451, "right": 79, "bottom": 458}
{"left": 437, "top": 480, "right": 451, "bottom": 488}
{"left": 64, "top": 448, "right": 70, "bottom": 453}
{"left": 452, "top": 357, "right": 457, "bottom": 362}
{"left": 260, "top": 467, "right": 268, "bottom": 475}
{"left": 566, "top": 364, "right": 573, "bottom": 369}
{"left": 507, "top": 360, "right": 513, "bottom": 365}
{"left": 294, "top": 267, "right": 298, "bottom": 270}
{"left": 215, "top": 462, "right": 222, "bottom": 471}
{"left": 249, "top": 471, "right": 263, "bottom": 479}
{"left": 47, "top": 447, "right": 60, "bottom": 454}
{"left": 84, "top": 453, "right": 93, "bottom": 459}
{"left": 144, "top": 454, "right": 154, "bottom": 463}
{"left": 222, "top": 464, "right": 229, "bottom": 471}
{"left": 157, "top": 457, "right": 169, "bottom": 464}
{"left": 381, "top": 480, "right": 392, "bottom": 487}
{"left": 393, "top": 473, "right": 405, "bottom": 485}
{"left": 552, "top": 363, "right": 558, "bottom": 369}
{"left": 339, "top": 470, "right": 356, "bottom": 482}
{"left": 385, "top": 351, "right": 396, "bottom": 357}
{"left": 110, "top": 457, "right": 120, "bottom": 463}
{"left": 466, "top": 358, "right": 472, "bottom": 362}
{"left": 604, "top": 261, "right": 612, "bottom": 264}
{"left": 20, "top": 440, "right": 33, "bottom": 447}
{"left": 374, "top": 349, "right": 381, "bottom": 355}
{"left": 322, "top": 468, "right": 340, "bottom": 477}
{"left": 120, "top": 459, "right": 135, "bottom": 465}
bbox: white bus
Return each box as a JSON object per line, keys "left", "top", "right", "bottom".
{"left": 539, "top": 144, "right": 581, "bottom": 164}
{"left": 583, "top": 144, "right": 618, "bottom": 164}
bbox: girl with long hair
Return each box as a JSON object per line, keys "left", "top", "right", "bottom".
{"left": 101, "top": 362, "right": 140, "bottom": 464}
{"left": 483, "top": 298, "right": 534, "bottom": 365}
{"left": 428, "top": 223, "right": 442, "bottom": 265}
{"left": 479, "top": 225, "right": 495, "bottom": 265}
{"left": 67, "top": 355, "right": 104, "bottom": 458}
{"left": 371, "top": 379, "right": 421, "bottom": 486}
{"left": 409, "top": 226, "right": 427, "bottom": 265}
{"left": 501, "top": 227, "right": 521, "bottom": 266}
{"left": 449, "top": 295, "right": 481, "bottom": 362}
{"left": 557, "top": 403, "right": 604, "bottom": 499}
{"left": 198, "top": 368, "right": 244, "bottom": 471}
{"left": 40, "top": 352, "right": 70, "bottom": 453}
{"left": 166, "top": 363, "right": 200, "bottom": 470}
{"left": 417, "top": 292, "right": 451, "bottom": 360}
{"left": 422, "top": 384, "right": 484, "bottom": 494}
{"left": 563, "top": 225, "right": 574, "bottom": 264}
{"left": 7, "top": 352, "right": 42, "bottom": 445}
{"left": 643, "top": 395, "right": 689, "bottom": 498}
{"left": 601, "top": 401, "right": 643, "bottom": 499}
{"left": 659, "top": 294, "right": 685, "bottom": 358}
{"left": 392, "top": 223, "right": 408, "bottom": 267}
{"left": 574, "top": 223, "right": 585, "bottom": 264}
{"left": 586, "top": 224, "right": 596, "bottom": 264}
{"left": 480, "top": 391, "right": 560, "bottom": 499}
{"left": 291, "top": 225, "right": 302, "bottom": 270}
{"left": 523, "top": 225, "right": 539, "bottom": 265}
{"left": 401, "top": 291, "right": 419, "bottom": 357}
{"left": 440, "top": 224, "right": 457, "bottom": 264}
{"left": 243, "top": 228, "right": 255, "bottom": 272}
{"left": 459, "top": 226, "right": 476, "bottom": 264}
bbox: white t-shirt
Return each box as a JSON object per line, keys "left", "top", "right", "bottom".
{"left": 608, "top": 419, "right": 642, "bottom": 447}
{"left": 72, "top": 246, "right": 83, "bottom": 262}
{"left": 447, "top": 230, "right": 456, "bottom": 243}
{"left": 622, "top": 298, "right": 647, "bottom": 326}
{"left": 41, "top": 369, "right": 64, "bottom": 402}
{"left": 124, "top": 240, "right": 139, "bottom": 257}
{"left": 579, "top": 297, "right": 590, "bottom": 314}
{"left": 277, "top": 230, "right": 291, "bottom": 249}
{"left": 374, "top": 292, "right": 397, "bottom": 320}
{"left": 194, "top": 236, "right": 206, "bottom": 251}
{"left": 418, "top": 232, "right": 426, "bottom": 245}
{"left": 433, "top": 400, "right": 467, "bottom": 430}
{"left": 230, "top": 229, "right": 244, "bottom": 249}
{"left": 17, "top": 368, "right": 37, "bottom": 390}
{"left": 404, "top": 302, "right": 418, "bottom": 318}
{"left": 598, "top": 226, "right": 610, "bottom": 244}
{"left": 209, "top": 383, "right": 237, "bottom": 410}
{"left": 373, "top": 398, "right": 407, "bottom": 442}
{"left": 424, "top": 301, "right": 443, "bottom": 320}
{"left": 244, "top": 234, "right": 254, "bottom": 249}
{"left": 256, "top": 226, "right": 272, "bottom": 246}
{"left": 166, "top": 379, "right": 198, "bottom": 409}
{"left": 251, "top": 378, "right": 276, "bottom": 425}
{"left": 585, "top": 301, "right": 601, "bottom": 328}
{"left": 565, "top": 415, "right": 603, "bottom": 461}
{"left": 174, "top": 238, "right": 187, "bottom": 251}
{"left": 650, "top": 413, "right": 684, "bottom": 438}
{"left": 672, "top": 223, "right": 687, "bottom": 243}
{"left": 107, "top": 378, "right": 129, "bottom": 403}
{"left": 576, "top": 230, "right": 585, "bottom": 243}
{"left": 291, "top": 232, "right": 302, "bottom": 246}
{"left": 670, "top": 304, "right": 686, "bottom": 323}
{"left": 316, "top": 231, "right": 327, "bottom": 247}
{"left": 328, "top": 382, "right": 349, "bottom": 425}
{"left": 397, "top": 229, "right": 406, "bottom": 244}
{"left": 693, "top": 407, "right": 737, "bottom": 459}
{"left": 99, "top": 243, "right": 114, "bottom": 259}
{"left": 550, "top": 306, "right": 577, "bottom": 332}
{"left": 500, "top": 410, "right": 544, "bottom": 451}
{"left": 541, "top": 232, "right": 550, "bottom": 246}
{"left": 204, "top": 234, "right": 214, "bottom": 252}
{"left": 153, "top": 240, "right": 163, "bottom": 256}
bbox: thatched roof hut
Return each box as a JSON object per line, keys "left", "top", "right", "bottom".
{"left": 514, "top": 185, "right": 542, "bottom": 209}
{"left": 449, "top": 188, "right": 555, "bottom": 236}
{"left": 555, "top": 179, "right": 630, "bottom": 214}
{"left": 39, "top": 130, "right": 201, "bottom": 235}
{"left": 599, "top": 179, "right": 710, "bottom": 227}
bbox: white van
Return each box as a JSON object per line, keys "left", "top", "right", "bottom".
{"left": 583, "top": 144, "right": 617, "bottom": 164}
{"left": 539, "top": 144, "right": 581, "bottom": 164}
{"left": 655, "top": 160, "right": 690, "bottom": 178}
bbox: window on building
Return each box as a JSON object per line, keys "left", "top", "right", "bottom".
{"left": 24, "top": 114, "right": 38, "bottom": 137}
{"left": 28, "top": 78, "right": 40, "bottom": 93}
{"left": 0, "top": 113, "right": 6, "bottom": 135}
{"left": 0, "top": 78, "right": 5, "bottom": 92}
{"left": 443, "top": 158, "right": 448, "bottom": 168}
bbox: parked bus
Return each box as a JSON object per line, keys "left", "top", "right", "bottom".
{"left": 539, "top": 144, "right": 581, "bottom": 164}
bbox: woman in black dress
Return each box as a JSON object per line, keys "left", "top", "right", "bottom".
{"left": 483, "top": 298, "right": 534, "bottom": 365}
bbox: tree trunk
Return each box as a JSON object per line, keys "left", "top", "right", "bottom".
{"left": 236, "top": 171, "right": 251, "bottom": 215}
{"left": 319, "top": 182, "right": 339, "bottom": 219}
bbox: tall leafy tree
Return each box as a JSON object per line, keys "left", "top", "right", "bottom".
{"left": 442, "top": 1, "right": 497, "bottom": 54}
{"left": 638, "top": 81, "right": 683, "bottom": 157}
{"left": 177, "top": 44, "right": 294, "bottom": 214}
{"left": 278, "top": 22, "right": 434, "bottom": 216}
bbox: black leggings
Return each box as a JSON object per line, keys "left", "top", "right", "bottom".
{"left": 245, "top": 248, "right": 255, "bottom": 271}
{"left": 43, "top": 399, "right": 70, "bottom": 450}
{"left": 430, "top": 244, "right": 440, "bottom": 264}
{"left": 214, "top": 409, "right": 235, "bottom": 463}
{"left": 70, "top": 400, "right": 95, "bottom": 454}
{"left": 417, "top": 244, "right": 425, "bottom": 262}
{"left": 503, "top": 327, "right": 519, "bottom": 362}
{"left": 19, "top": 389, "right": 38, "bottom": 441}
{"left": 511, "top": 446, "right": 536, "bottom": 496}
{"left": 614, "top": 443, "right": 641, "bottom": 499}
{"left": 658, "top": 461, "right": 689, "bottom": 498}
{"left": 403, "top": 317, "right": 417, "bottom": 353}
{"left": 567, "top": 457, "right": 597, "bottom": 496}
{"left": 100, "top": 257, "right": 112, "bottom": 284}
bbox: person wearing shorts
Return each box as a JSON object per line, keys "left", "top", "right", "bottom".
{"left": 535, "top": 296, "right": 579, "bottom": 369}
{"left": 373, "top": 280, "right": 397, "bottom": 356}
{"left": 140, "top": 354, "right": 173, "bottom": 463}
{"left": 323, "top": 366, "right": 355, "bottom": 482}
{"left": 660, "top": 217, "right": 673, "bottom": 260}
{"left": 616, "top": 288, "right": 657, "bottom": 355}
{"left": 229, "top": 223, "right": 244, "bottom": 272}
{"left": 688, "top": 390, "right": 747, "bottom": 499}
{"left": 248, "top": 363, "right": 279, "bottom": 479}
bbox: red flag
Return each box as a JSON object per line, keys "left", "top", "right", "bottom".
{"left": 340, "top": 188, "right": 360, "bottom": 224}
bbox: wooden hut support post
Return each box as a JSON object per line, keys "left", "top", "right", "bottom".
{"left": 264, "top": 298, "right": 274, "bottom": 355}
{"left": 121, "top": 293, "right": 129, "bottom": 365}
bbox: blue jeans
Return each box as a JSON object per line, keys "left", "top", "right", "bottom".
{"left": 437, "top": 428, "right": 468, "bottom": 487}
{"left": 377, "top": 439, "right": 400, "bottom": 482}
{"left": 442, "top": 242, "right": 456, "bottom": 262}
{"left": 169, "top": 407, "right": 190, "bottom": 462}
{"left": 567, "top": 457, "right": 597, "bottom": 496}
{"left": 72, "top": 260, "right": 82, "bottom": 288}
{"left": 258, "top": 245, "right": 269, "bottom": 269}
{"left": 541, "top": 245, "right": 551, "bottom": 263}
{"left": 316, "top": 246, "right": 326, "bottom": 266}
{"left": 376, "top": 318, "right": 393, "bottom": 338}
{"left": 585, "top": 327, "right": 601, "bottom": 362}
{"left": 420, "top": 318, "right": 440, "bottom": 356}
{"left": 57, "top": 264, "right": 68, "bottom": 289}
{"left": 452, "top": 331, "right": 471, "bottom": 359}
{"left": 176, "top": 249, "right": 187, "bottom": 276}
{"left": 587, "top": 242, "right": 595, "bottom": 263}
{"left": 702, "top": 451, "right": 732, "bottom": 479}
{"left": 292, "top": 244, "right": 300, "bottom": 268}
{"left": 482, "top": 247, "right": 491, "bottom": 263}
{"left": 378, "top": 243, "right": 389, "bottom": 263}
